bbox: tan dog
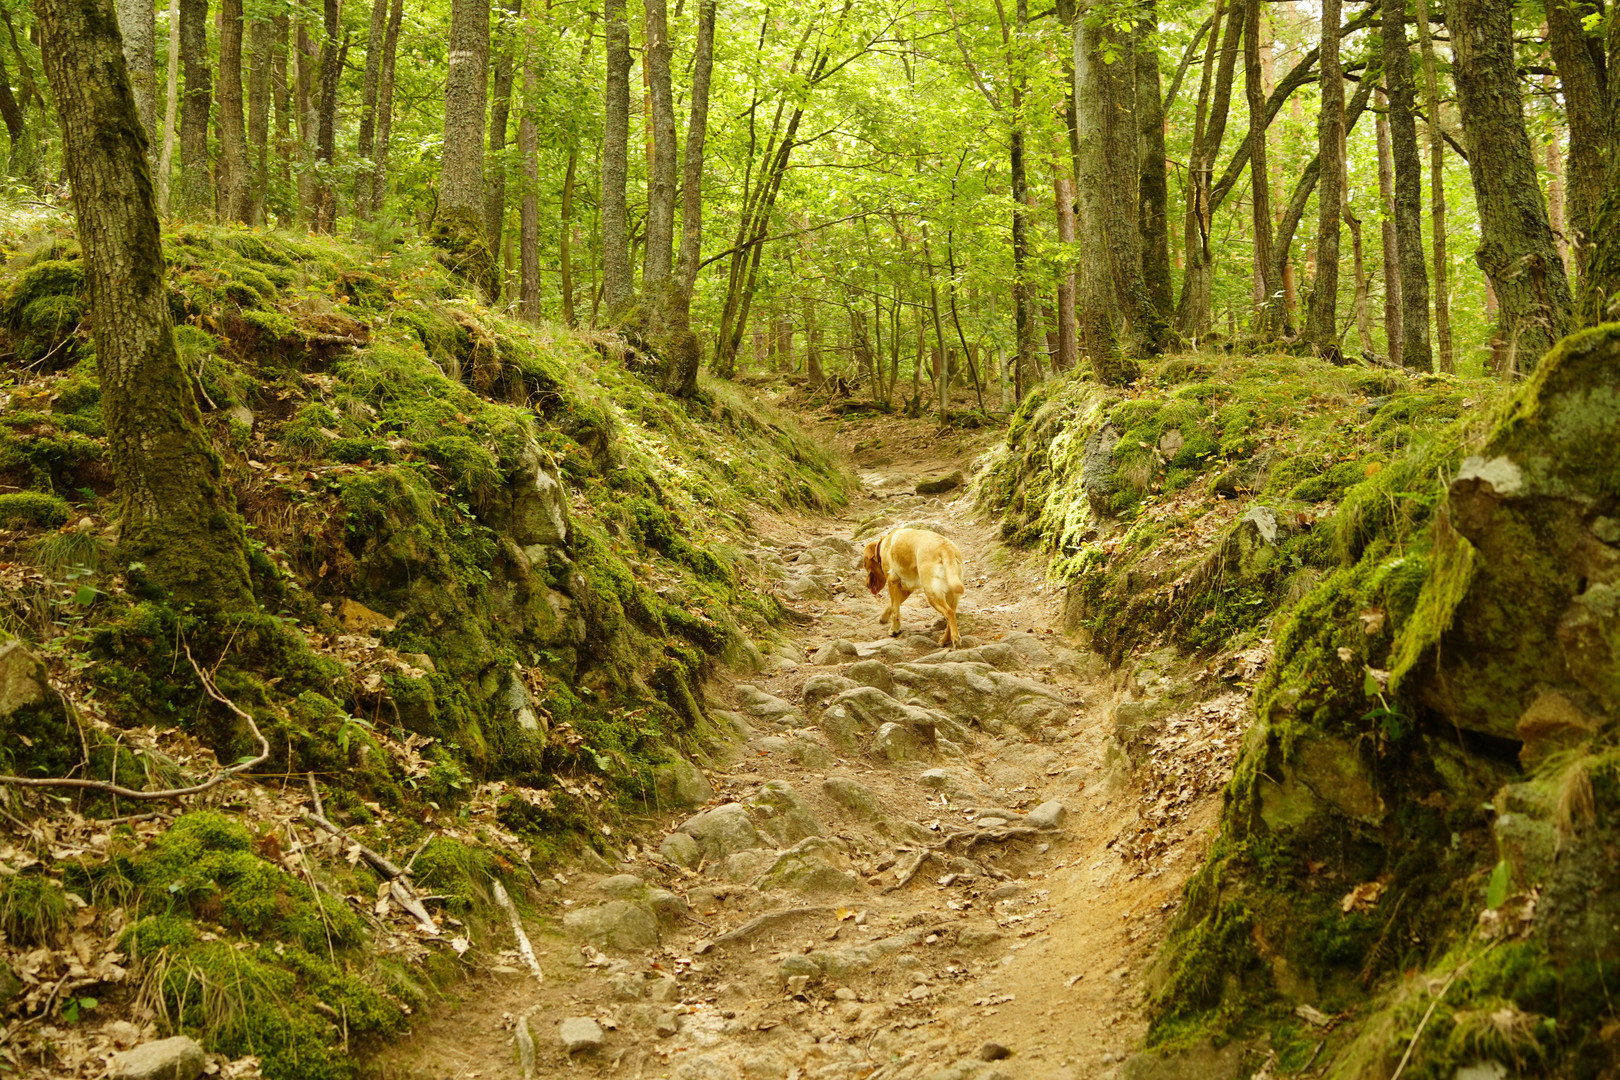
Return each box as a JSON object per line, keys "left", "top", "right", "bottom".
{"left": 862, "top": 528, "right": 965, "bottom": 647}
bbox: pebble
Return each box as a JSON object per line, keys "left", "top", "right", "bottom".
{"left": 559, "top": 1016, "right": 605, "bottom": 1054}
{"left": 109, "top": 1037, "right": 206, "bottom": 1080}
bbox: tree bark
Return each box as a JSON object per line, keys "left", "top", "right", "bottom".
{"left": 0, "top": 52, "right": 24, "bottom": 176}
{"left": 1349, "top": 199, "right": 1373, "bottom": 351}
{"left": 115, "top": 0, "right": 155, "bottom": 144}
{"left": 558, "top": 149, "right": 576, "bottom": 325}
{"left": 311, "top": 0, "right": 342, "bottom": 233}
{"left": 270, "top": 14, "right": 290, "bottom": 216}
{"left": 1135, "top": 3, "right": 1172, "bottom": 334}
{"left": 1414, "top": 0, "right": 1452, "bottom": 370}
{"left": 178, "top": 0, "right": 212, "bottom": 216}
{"left": 484, "top": 0, "right": 518, "bottom": 258}
{"left": 641, "top": 0, "right": 676, "bottom": 292}
{"left": 675, "top": 0, "right": 717, "bottom": 302}
{"left": 1576, "top": 0, "right": 1619, "bottom": 321}
{"left": 438, "top": 0, "right": 494, "bottom": 294}
{"left": 1098, "top": 14, "right": 1158, "bottom": 354}
{"left": 1450, "top": 0, "right": 1573, "bottom": 368}
{"left": 1243, "top": 0, "right": 1277, "bottom": 332}
{"left": 1383, "top": 2, "right": 1432, "bottom": 369}
{"left": 155, "top": 0, "right": 180, "bottom": 212}
{"left": 519, "top": 15, "right": 543, "bottom": 322}
{"left": 353, "top": 0, "right": 390, "bottom": 221}
{"left": 36, "top": 0, "right": 253, "bottom": 611}
{"left": 216, "top": 0, "right": 250, "bottom": 221}
{"left": 1053, "top": 169, "right": 1078, "bottom": 373}
{"left": 371, "top": 0, "right": 402, "bottom": 213}
{"left": 1176, "top": 0, "right": 1242, "bottom": 340}
{"left": 245, "top": 14, "right": 273, "bottom": 224}
{"left": 601, "top": 0, "right": 633, "bottom": 315}
{"left": 1306, "top": 0, "right": 1344, "bottom": 359}
{"left": 1376, "top": 94, "right": 1402, "bottom": 363}
{"left": 1545, "top": 0, "right": 1604, "bottom": 281}
{"left": 294, "top": 23, "right": 316, "bottom": 224}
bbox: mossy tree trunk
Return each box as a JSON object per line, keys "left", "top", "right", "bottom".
{"left": 245, "top": 12, "right": 273, "bottom": 224}
{"left": 114, "top": 0, "right": 154, "bottom": 144}
{"left": 1450, "top": 0, "right": 1573, "bottom": 368}
{"left": 1305, "top": 0, "right": 1344, "bottom": 360}
{"left": 0, "top": 52, "right": 28, "bottom": 177}
{"left": 216, "top": 0, "right": 249, "bottom": 222}
{"left": 311, "top": 0, "right": 342, "bottom": 233}
{"left": 641, "top": 0, "right": 676, "bottom": 294}
{"left": 600, "top": 0, "right": 633, "bottom": 315}
{"left": 35, "top": 0, "right": 255, "bottom": 612}
{"left": 1383, "top": 1, "right": 1432, "bottom": 370}
{"left": 1574, "top": 0, "right": 1619, "bottom": 323}
{"left": 1135, "top": 3, "right": 1173, "bottom": 337}
{"left": 352, "top": 0, "right": 390, "bottom": 221}
{"left": 370, "top": 0, "right": 401, "bottom": 213}
{"left": 154, "top": 0, "right": 179, "bottom": 212}
{"left": 1375, "top": 93, "right": 1402, "bottom": 363}
{"left": 1544, "top": 0, "right": 1604, "bottom": 283}
{"left": 1414, "top": 0, "right": 1452, "bottom": 370}
{"left": 177, "top": 0, "right": 212, "bottom": 216}
{"left": 434, "top": 0, "right": 497, "bottom": 296}
{"left": 1243, "top": 0, "right": 1277, "bottom": 334}
{"left": 519, "top": 19, "right": 542, "bottom": 322}
{"left": 1073, "top": 0, "right": 1126, "bottom": 383}
{"left": 483, "top": 0, "right": 518, "bottom": 261}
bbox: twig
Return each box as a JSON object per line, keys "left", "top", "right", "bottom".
{"left": 887, "top": 849, "right": 939, "bottom": 891}
{"left": 0, "top": 643, "right": 270, "bottom": 800}
{"left": 493, "top": 879, "right": 543, "bottom": 982}
{"left": 93, "top": 811, "right": 174, "bottom": 826}
{"left": 0, "top": 973, "right": 71, "bottom": 1048}
{"left": 1389, "top": 951, "right": 1485, "bottom": 1080}
{"left": 300, "top": 809, "right": 439, "bottom": 935}
{"left": 306, "top": 772, "right": 325, "bottom": 819}
{"left": 402, "top": 832, "right": 435, "bottom": 873}
{"left": 694, "top": 906, "right": 835, "bottom": 955}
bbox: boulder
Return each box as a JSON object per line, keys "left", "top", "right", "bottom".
{"left": 791, "top": 733, "right": 834, "bottom": 767}
{"left": 733, "top": 684, "right": 800, "bottom": 720}
{"left": 596, "top": 873, "right": 647, "bottom": 898}
{"left": 756, "top": 851, "right": 863, "bottom": 896}
{"left": 846, "top": 658, "right": 895, "bottom": 694}
{"left": 1026, "top": 800, "right": 1067, "bottom": 830}
{"left": 915, "top": 471, "right": 965, "bottom": 495}
{"left": 802, "top": 673, "right": 858, "bottom": 711}
{"left": 822, "top": 776, "right": 886, "bottom": 822}
{"left": 653, "top": 756, "right": 713, "bottom": 808}
{"left": 108, "top": 1037, "right": 206, "bottom": 1080}
{"left": 660, "top": 832, "right": 701, "bottom": 868}
{"left": 1082, "top": 423, "right": 1121, "bottom": 516}
{"left": 811, "top": 639, "right": 860, "bottom": 665}
{"left": 782, "top": 573, "right": 832, "bottom": 600}
{"left": 679, "top": 803, "right": 762, "bottom": 859}
{"left": 747, "top": 780, "right": 826, "bottom": 847}
{"left": 723, "top": 849, "right": 776, "bottom": 883}
{"left": 873, "top": 722, "right": 932, "bottom": 764}
{"left": 563, "top": 901, "right": 659, "bottom": 951}
{"left": 892, "top": 661, "right": 1067, "bottom": 733}
{"left": 920, "top": 767, "right": 999, "bottom": 805}
{"left": 912, "top": 642, "right": 1022, "bottom": 670}
{"left": 486, "top": 448, "right": 571, "bottom": 548}
{"left": 559, "top": 1016, "right": 606, "bottom": 1054}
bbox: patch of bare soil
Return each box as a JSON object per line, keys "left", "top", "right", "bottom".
{"left": 375, "top": 409, "right": 1243, "bottom": 1080}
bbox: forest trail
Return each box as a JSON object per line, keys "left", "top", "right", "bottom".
{"left": 378, "top": 409, "right": 1234, "bottom": 1080}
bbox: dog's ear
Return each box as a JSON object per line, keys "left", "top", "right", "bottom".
{"left": 863, "top": 540, "right": 886, "bottom": 595}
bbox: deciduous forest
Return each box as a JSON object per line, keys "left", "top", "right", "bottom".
{"left": 0, "top": 0, "right": 1618, "bottom": 1073}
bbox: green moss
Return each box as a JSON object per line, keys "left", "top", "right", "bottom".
{"left": 0, "top": 491, "right": 71, "bottom": 528}
{"left": 0, "top": 875, "right": 71, "bottom": 945}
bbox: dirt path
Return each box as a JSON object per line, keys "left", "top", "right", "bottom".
{"left": 377, "top": 412, "right": 1226, "bottom": 1080}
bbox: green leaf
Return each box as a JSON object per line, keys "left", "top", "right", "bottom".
{"left": 74, "top": 585, "right": 97, "bottom": 606}
{"left": 1486, "top": 859, "right": 1511, "bottom": 909}
{"left": 1363, "top": 669, "right": 1381, "bottom": 697}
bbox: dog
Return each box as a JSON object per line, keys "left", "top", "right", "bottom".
{"left": 862, "top": 528, "right": 965, "bottom": 647}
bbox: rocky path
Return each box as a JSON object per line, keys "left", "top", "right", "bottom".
{"left": 379, "top": 416, "right": 1234, "bottom": 1080}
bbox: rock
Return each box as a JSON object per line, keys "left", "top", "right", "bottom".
{"left": 1454, "top": 1064, "right": 1509, "bottom": 1080}
{"left": 811, "top": 639, "right": 860, "bottom": 665}
{"left": 497, "top": 455, "right": 571, "bottom": 547}
{"left": 846, "top": 658, "right": 895, "bottom": 693}
{"left": 108, "top": 1037, "right": 206, "bottom": 1080}
{"left": 915, "top": 471, "right": 965, "bottom": 495}
{"left": 596, "top": 873, "right": 647, "bottom": 898}
{"left": 1113, "top": 698, "right": 1171, "bottom": 747}
{"left": 977, "top": 1043, "right": 1013, "bottom": 1061}
{"left": 828, "top": 686, "right": 949, "bottom": 744}
{"left": 782, "top": 573, "right": 832, "bottom": 600}
{"left": 672, "top": 1055, "right": 743, "bottom": 1080}
{"left": 339, "top": 597, "right": 396, "bottom": 633}
{"left": 654, "top": 1011, "right": 681, "bottom": 1038}
{"left": 873, "top": 721, "right": 932, "bottom": 764}
{"left": 653, "top": 756, "right": 714, "bottom": 808}
{"left": 1082, "top": 423, "right": 1121, "bottom": 516}
{"left": 647, "top": 973, "right": 681, "bottom": 1002}
{"left": 1119, "top": 1040, "right": 1248, "bottom": 1080}
{"left": 679, "top": 803, "right": 763, "bottom": 859}
{"left": 562, "top": 901, "right": 659, "bottom": 950}
{"left": 791, "top": 733, "right": 834, "bottom": 767}
{"left": 956, "top": 925, "right": 1004, "bottom": 948}
{"left": 751, "top": 735, "right": 792, "bottom": 755}
{"left": 757, "top": 850, "right": 863, "bottom": 895}
{"left": 748, "top": 780, "right": 826, "bottom": 846}
{"left": 609, "top": 971, "right": 646, "bottom": 999}
{"left": 711, "top": 709, "right": 757, "bottom": 740}
{"left": 559, "top": 1016, "right": 605, "bottom": 1054}
{"left": 226, "top": 403, "right": 254, "bottom": 429}
{"left": 819, "top": 703, "right": 864, "bottom": 750}
{"left": 661, "top": 832, "right": 701, "bottom": 868}
{"left": 920, "top": 767, "right": 999, "bottom": 805}
{"left": 735, "top": 684, "right": 800, "bottom": 720}
{"left": 724, "top": 850, "right": 776, "bottom": 883}
{"left": 822, "top": 776, "right": 886, "bottom": 821}
{"left": 1256, "top": 731, "right": 1384, "bottom": 828}
{"left": 0, "top": 960, "right": 20, "bottom": 1002}
{"left": 1026, "top": 801, "right": 1067, "bottom": 830}
{"left": 643, "top": 888, "right": 689, "bottom": 925}
{"left": 785, "top": 927, "right": 928, "bottom": 981}
{"left": 802, "top": 673, "right": 858, "bottom": 711}
{"left": 1514, "top": 690, "right": 1600, "bottom": 766}
{"left": 891, "top": 661, "right": 1067, "bottom": 734}
{"left": 913, "top": 642, "right": 1022, "bottom": 670}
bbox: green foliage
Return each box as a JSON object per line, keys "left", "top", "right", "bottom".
{"left": 0, "top": 875, "right": 71, "bottom": 945}
{"left": 0, "top": 491, "right": 71, "bottom": 528}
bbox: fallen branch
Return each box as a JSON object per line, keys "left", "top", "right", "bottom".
{"left": 1389, "top": 950, "right": 1487, "bottom": 1080}
{"left": 300, "top": 804, "right": 439, "bottom": 935}
{"left": 493, "top": 879, "right": 543, "bottom": 982}
{"left": 0, "top": 643, "right": 269, "bottom": 800}
{"left": 694, "top": 906, "right": 836, "bottom": 954}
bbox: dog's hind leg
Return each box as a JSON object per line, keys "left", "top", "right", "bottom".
{"left": 886, "top": 581, "right": 908, "bottom": 636}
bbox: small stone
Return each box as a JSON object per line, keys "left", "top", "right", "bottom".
{"left": 846, "top": 659, "right": 895, "bottom": 694}
{"left": 661, "top": 832, "right": 702, "bottom": 868}
{"left": 833, "top": 987, "right": 858, "bottom": 1001}
{"left": 109, "top": 1036, "right": 206, "bottom": 1080}
{"left": 791, "top": 733, "right": 834, "bottom": 768}
{"left": 562, "top": 900, "right": 660, "bottom": 951}
{"left": 812, "top": 639, "right": 861, "bottom": 665}
{"left": 609, "top": 972, "right": 646, "bottom": 1000}
{"left": 908, "top": 984, "right": 932, "bottom": 1000}
{"left": 596, "top": 873, "right": 647, "bottom": 898}
{"left": 654, "top": 1011, "right": 681, "bottom": 1038}
{"left": 1026, "top": 800, "right": 1067, "bottom": 830}
{"left": 822, "top": 776, "right": 886, "bottom": 821}
{"left": 977, "top": 1042, "right": 1013, "bottom": 1061}
{"left": 989, "top": 882, "right": 1026, "bottom": 901}
{"left": 915, "top": 471, "right": 965, "bottom": 495}
{"left": 559, "top": 1016, "right": 606, "bottom": 1054}
{"left": 647, "top": 974, "right": 681, "bottom": 1002}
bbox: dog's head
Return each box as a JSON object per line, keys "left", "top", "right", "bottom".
{"left": 863, "top": 538, "right": 887, "bottom": 595}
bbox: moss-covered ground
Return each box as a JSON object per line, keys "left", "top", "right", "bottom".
{"left": 0, "top": 212, "right": 849, "bottom": 1078}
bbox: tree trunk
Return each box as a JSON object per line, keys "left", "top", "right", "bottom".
{"left": 37, "top": 0, "right": 254, "bottom": 611}
{"left": 1414, "top": 0, "right": 1452, "bottom": 370}
{"left": 1176, "top": 0, "right": 1242, "bottom": 340}
{"left": 245, "top": 14, "right": 272, "bottom": 224}
{"left": 270, "top": 14, "right": 290, "bottom": 217}
{"left": 1545, "top": 0, "right": 1604, "bottom": 281}
{"left": 1375, "top": 97, "right": 1402, "bottom": 363}
{"left": 294, "top": 23, "right": 316, "bottom": 225}
{"left": 438, "top": 0, "right": 494, "bottom": 295}
{"left": 178, "top": 0, "right": 211, "bottom": 216}
{"left": 1349, "top": 199, "right": 1373, "bottom": 352}
{"left": 1098, "top": 14, "right": 1158, "bottom": 354}
{"left": 0, "top": 53, "right": 24, "bottom": 175}
{"left": 154, "top": 0, "right": 180, "bottom": 212}
{"left": 311, "top": 0, "right": 342, "bottom": 233}
{"left": 519, "top": 23, "right": 542, "bottom": 322}
{"left": 115, "top": 0, "right": 155, "bottom": 143}
{"left": 1306, "top": 0, "right": 1344, "bottom": 359}
{"left": 601, "top": 0, "right": 633, "bottom": 315}
{"left": 1053, "top": 169, "right": 1079, "bottom": 373}
{"left": 1383, "top": 1, "right": 1432, "bottom": 369}
{"left": 371, "top": 0, "right": 402, "bottom": 213}
{"left": 216, "top": 0, "right": 249, "bottom": 221}
{"left": 353, "top": 0, "right": 389, "bottom": 221}
{"left": 557, "top": 150, "right": 576, "bottom": 325}
{"left": 675, "top": 0, "right": 716, "bottom": 302}
{"left": 641, "top": 0, "right": 676, "bottom": 293}
{"left": 1136, "top": 2, "right": 1172, "bottom": 334}
{"left": 1243, "top": 0, "right": 1277, "bottom": 332}
{"left": 484, "top": 0, "right": 518, "bottom": 259}
{"left": 1576, "top": 0, "right": 1619, "bottom": 321}
{"left": 1450, "top": 0, "right": 1573, "bottom": 368}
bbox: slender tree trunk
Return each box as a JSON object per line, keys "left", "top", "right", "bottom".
{"left": 1414, "top": 0, "right": 1452, "bottom": 370}
{"left": 155, "top": 0, "right": 180, "bottom": 212}
{"left": 216, "top": 0, "right": 249, "bottom": 221}
{"left": 558, "top": 150, "right": 576, "bottom": 325}
{"left": 1546, "top": 134, "right": 1566, "bottom": 270}
{"left": 0, "top": 54, "right": 25, "bottom": 175}
{"left": 601, "top": 0, "right": 633, "bottom": 315}
{"left": 245, "top": 15, "right": 272, "bottom": 224}
{"left": 270, "top": 14, "right": 290, "bottom": 216}
{"left": 371, "top": 0, "right": 401, "bottom": 213}
{"left": 37, "top": 0, "right": 253, "bottom": 610}
{"left": 1074, "top": 4, "right": 1119, "bottom": 380}
{"left": 1136, "top": 2, "right": 1172, "bottom": 333}
{"left": 1376, "top": 96, "right": 1402, "bottom": 362}
{"left": 294, "top": 23, "right": 316, "bottom": 225}
{"left": 641, "top": 0, "right": 676, "bottom": 293}
{"left": 484, "top": 0, "right": 518, "bottom": 257}
{"left": 438, "top": 0, "right": 494, "bottom": 294}
{"left": 1176, "top": 0, "right": 1242, "bottom": 340}
{"left": 1576, "top": 0, "right": 1619, "bottom": 322}
{"left": 1306, "top": 0, "right": 1344, "bottom": 359}
{"left": 1545, "top": 0, "right": 1604, "bottom": 280}
{"left": 115, "top": 0, "right": 156, "bottom": 144}
{"left": 519, "top": 15, "right": 542, "bottom": 322}
{"left": 1349, "top": 199, "right": 1373, "bottom": 351}
{"left": 353, "top": 0, "right": 389, "bottom": 221}
{"left": 312, "top": 0, "right": 342, "bottom": 233}
{"left": 1098, "top": 15, "right": 1157, "bottom": 353}
{"left": 1383, "top": 1, "right": 1432, "bottom": 369}
{"left": 1451, "top": 0, "right": 1573, "bottom": 367}
{"left": 178, "top": 0, "right": 211, "bottom": 216}
{"left": 675, "top": 0, "right": 717, "bottom": 302}
{"left": 1244, "top": 0, "right": 1277, "bottom": 332}
{"left": 1053, "top": 169, "right": 1078, "bottom": 373}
